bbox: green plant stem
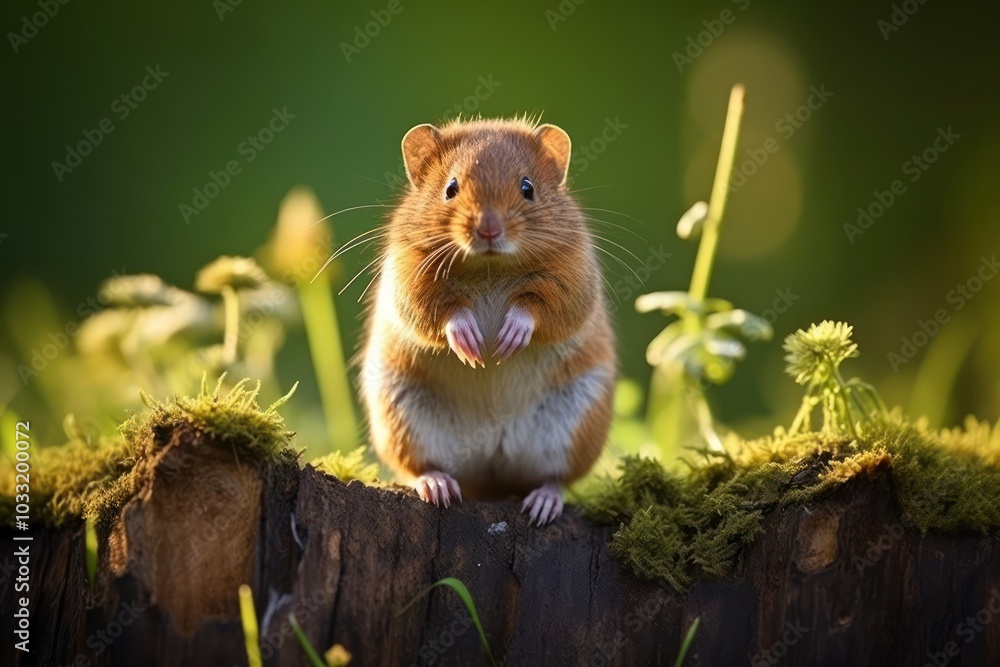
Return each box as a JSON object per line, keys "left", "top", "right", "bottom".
{"left": 299, "top": 275, "right": 358, "bottom": 454}
{"left": 674, "top": 617, "right": 700, "bottom": 667}
{"left": 238, "top": 585, "right": 262, "bottom": 667}
{"left": 647, "top": 365, "right": 690, "bottom": 462}
{"left": 687, "top": 84, "right": 746, "bottom": 304}
{"left": 649, "top": 84, "right": 746, "bottom": 457}
{"left": 221, "top": 285, "right": 240, "bottom": 365}
{"left": 85, "top": 518, "right": 98, "bottom": 588}
{"left": 289, "top": 614, "right": 327, "bottom": 667}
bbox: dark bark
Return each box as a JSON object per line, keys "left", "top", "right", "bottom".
{"left": 3, "top": 423, "right": 1000, "bottom": 666}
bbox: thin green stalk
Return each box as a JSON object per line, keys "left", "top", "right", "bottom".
{"left": 289, "top": 613, "right": 327, "bottom": 667}
{"left": 400, "top": 577, "right": 496, "bottom": 667}
{"left": 85, "top": 518, "right": 98, "bottom": 588}
{"left": 687, "top": 84, "right": 746, "bottom": 303}
{"left": 221, "top": 285, "right": 240, "bottom": 365}
{"left": 674, "top": 617, "right": 700, "bottom": 667}
{"left": 908, "top": 319, "right": 977, "bottom": 426}
{"left": 299, "top": 276, "right": 358, "bottom": 454}
{"left": 238, "top": 585, "right": 262, "bottom": 667}
{"left": 649, "top": 84, "right": 746, "bottom": 458}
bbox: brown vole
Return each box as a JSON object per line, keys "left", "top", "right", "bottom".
{"left": 360, "top": 117, "right": 615, "bottom": 525}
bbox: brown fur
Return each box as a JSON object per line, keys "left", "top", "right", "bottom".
{"left": 362, "top": 117, "right": 617, "bottom": 495}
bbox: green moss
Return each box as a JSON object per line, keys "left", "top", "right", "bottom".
{"left": 1, "top": 374, "right": 300, "bottom": 530}
{"left": 119, "top": 373, "right": 298, "bottom": 457}
{"left": 581, "top": 414, "right": 1000, "bottom": 592}
{"left": 0, "top": 435, "right": 134, "bottom": 528}
{"left": 311, "top": 446, "right": 380, "bottom": 484}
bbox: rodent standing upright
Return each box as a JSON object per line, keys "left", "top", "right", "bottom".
{"left": 360, "top": 117, "right": 616, "bottom": 525}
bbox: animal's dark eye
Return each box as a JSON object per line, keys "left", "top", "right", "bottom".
{"left": 445, "top": 177, "right": 459, "bottom": 200}
{"left": 520, "top": 177, "right": 534, "bottom": 201}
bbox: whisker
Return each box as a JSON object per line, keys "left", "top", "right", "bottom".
{"left": 580, "top": 207, "right": 649, "bottom": 227}
{"left": 338, "top": 257, "right": 381, "bottom": 295}
{"left": 436, "top": 245, "right": 463, "bottom": 281}
{"left": 418, "top": 243, "right": 456, "bottom": 279}
{"left": 328, "top": 230, "right": 387, "bottom": 261}
{"left": 581, "top": 217, "right": 648, "bottom": 242}
{"left": 443, "top": 243, "right": 467, "bottom": 279}
{"left": 568, "top": 184, "right": 615, "bottom": 194}
{"left": 311, "top": 203, "right": 389, "bottom": 228}
{"left": 585, "top": 232, "right": 650, "bottom": 270}
{"left": 358, "top": 267, "right": 383, "bottom": 303}
{"left": 592, "top": 245, "right": 644, "bottom": 285}
{"left": 354, "top": 173, "right": 406, "bottom": 193}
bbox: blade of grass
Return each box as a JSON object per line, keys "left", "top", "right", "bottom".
{"left": 400, "top": 577, "right": 496, "bottom": 666}
{"left": 238, "top": 584, "right": 262, "bottom": 667}
{"left": 673, "top": 617, "right": 700, "bottom": 667}
{"left": 85, "top": 517, "right": 98, "bottom": 588}
{"left": 687, "top": 84, "right": 746, "bottom": 303}
{"left": 289, "top": 613, "right": 327, "bottom": 667}
{"left": 299, "top": 275, "right": 358, "bottom": 454}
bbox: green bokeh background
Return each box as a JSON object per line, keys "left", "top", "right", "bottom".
{"left": 2, "top": 0, "right": 999, "bottom": 446}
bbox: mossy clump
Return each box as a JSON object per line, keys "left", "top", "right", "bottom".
{"left": 120, "top": 373, "right": 298, "bottom": 459}
{"left": 0, "top": 435, "right": 134, "bottom": 528}
{"left": 1, "top": 374, "right": 300, "bottom": 531}
{"left": 581, "top": 414, "right": 1000, "bottom": 592}
{"left": 312, "top": 446, "right": 380, "bottom": 484}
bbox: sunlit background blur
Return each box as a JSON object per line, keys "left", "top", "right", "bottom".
{"left": 2, "top": 0, "right": 998, "bottom": 461}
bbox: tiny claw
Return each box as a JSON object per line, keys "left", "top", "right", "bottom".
{"left": 495, "top": 306, "right": 534, "bottom": 361}
{"left": 415, "top": 471, "right": 462, "bottom": 509}
{"left": 446, "top": 309, "right": 485, "bottom": 368}
{"left": 521, "top": 482, "right": 563, "bottom": 526}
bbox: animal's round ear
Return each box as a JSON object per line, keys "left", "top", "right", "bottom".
{"left": 532, "top": 124, "right": 572, "bottom": 186}
{"left": 401, "top": 124, "right": 442, "bottom": 187}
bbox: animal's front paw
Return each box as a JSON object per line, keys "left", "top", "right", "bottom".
{"left": 445, "top": 308, "right": 485, "bottom": 368}
{"left": 521, "top": 482, "right": 563, "bottom": 526}
{"left": 414, "top": 471, "right": 463, "bottom": 508}
{"left": 495, "top": 306, "right": 534, "bottom": 362}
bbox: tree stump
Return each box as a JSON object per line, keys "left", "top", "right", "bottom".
{"left": 3, "top": 421, "right": 999, "bottom": 666}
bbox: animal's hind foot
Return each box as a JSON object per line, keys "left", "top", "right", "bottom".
{"left": 414, "top": 471, "right": 463, "bottom": 508}
{"left": 521, "top": 481, "right": 563, "bottom": 526}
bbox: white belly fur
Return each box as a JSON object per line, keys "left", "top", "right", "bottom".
{"left": 362, "top": 256, "right": 610, "bottom": 489}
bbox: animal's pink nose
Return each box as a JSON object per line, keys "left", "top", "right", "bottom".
{"left": 476, "top": 210, "right": 503, "bottom": 241}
